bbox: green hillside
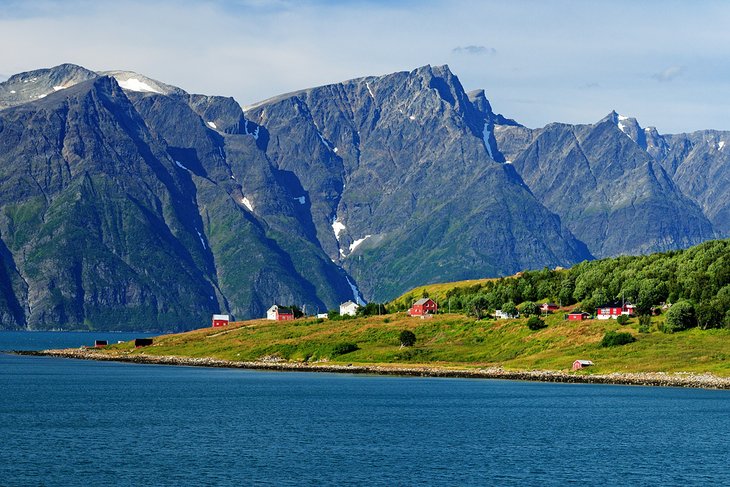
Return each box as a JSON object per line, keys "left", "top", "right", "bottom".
{"left": 83, "top": 239, "right": 730, "bottom": 376}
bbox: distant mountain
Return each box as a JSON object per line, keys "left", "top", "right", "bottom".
{"left": 494, "top": 111, "right": 716, "bottom": 258}
{"left": 0, "top": 62, "right": 725, "bottom": 330}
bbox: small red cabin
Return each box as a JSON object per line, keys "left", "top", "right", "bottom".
{"left": 408, "top": 298, "right": 438, "bottom": 317}
{"left": 572, "top": 359, "right": 594, "bottom": 370}
{"left": 567, "top": 312, "right": 590, "bottom": 321}
{"left": 94, "top": 340, "right": 108, "bottom": 348}
{"left": 541, "top": 303, "right": 559, "bottom": 313}
{"left": 212, "top": 314, "right": 230, "bottom": 327}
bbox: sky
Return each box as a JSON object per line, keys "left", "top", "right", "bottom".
{"left": 1, "top": 0, "right": 729, "bottom": 133}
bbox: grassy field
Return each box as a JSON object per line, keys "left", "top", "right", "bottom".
{"left": 103, "top": 311, "right": 730, "bottom": 376}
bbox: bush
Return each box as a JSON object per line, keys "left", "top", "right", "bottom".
{"left": 600, "top": 331, "right": 636, "bottom": 347}
{"left": 330, "top": 342, "right": 359, "bottom": 357}
{"left": 526, "top": 316, "right": 546, "bottom": 330}
{"left": 616, "top": 314, "right": 629, "bottom": 326}
{"left": 399, "top": 330, "right": 416, "bottom": 347}
{"left": 638, "top": 315, "right": 651, "bottom": 333}
{"left": 663, "top": 301, "right": 696, "bottom": 333}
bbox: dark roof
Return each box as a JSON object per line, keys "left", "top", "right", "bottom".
{"left": 414, "top": 298, "right": 434, "bottom": 305}
{"left": 568, "top": 311, "right": 589, "bottom": 315}
{"left": 597, "top": 302, "right": 623, "bottom": 308}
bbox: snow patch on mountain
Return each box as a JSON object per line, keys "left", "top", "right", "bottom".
{"left": 196, "top": 230, "right": 207, "bottom": 250}
{"left": 332, "top": 219, "right": 345, "bottom": 241}
{"left": 718, "top": 141, "right": 725, "bottom": 151}
{"left": 295, "top": 196, "right": 306, "bottom": 204}
{"left": 242, "top": 197, "right": 254, "bottom": 212}
{"left": 117, "top": 78, "right": 162, "bottom": 94}
{"left": 174, "top": 160, "right": 188, "bottom": 170}
{"left": 207, "top": 121, "right": 217, "bottom": 129}
{"left": 349, "top": 235, "right": 371, "bottom": 254}
{"left": 243, "top": 120, "right": 260, "bottom": 140}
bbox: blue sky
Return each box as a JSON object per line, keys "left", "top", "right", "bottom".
{"left": 1, "top": 0, "right": 729, "bottom": 133}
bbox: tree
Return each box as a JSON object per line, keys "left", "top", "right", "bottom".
{"left": 467, "top": 294, "right": 490, "bottom": 319}
{"left": 520, "top": 301, "right": 540, "bottom": 317}
{"left": 663, "top": 301, "right": 696, "bottom": 333}
{"left": 501, "top": 301, "right": 518, "bottom": 317}
{"left": 696, "top": 301, "right": 722, "bottom": 330}
{"left": 399, "top": 330, "right": 416, "bottom": 347}
{"left": 526, "top": 316, "right": 546, "bottom": 330}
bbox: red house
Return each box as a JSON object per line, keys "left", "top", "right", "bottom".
{"left": 267, "top": 305, "right": 295, "bottom": 321}
{"left": 212, "top": 314, "right": 230, "bottom": 327}
{"left": 596, "top": 303, "right": 634, "bottom": 320}
{"left": 408, "top": 298, "right": 438, "bottom": 317}
{"left": 567, "top": 311, "right": 590, "bottom": 321}
{"left": 541, "top": 303, "right": 559, "bottom": 313}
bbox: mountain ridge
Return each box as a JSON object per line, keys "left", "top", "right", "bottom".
{"left": 0, "top": 62, "right": 726, "bottom": 330}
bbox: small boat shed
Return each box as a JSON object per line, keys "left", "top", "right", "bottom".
{"left": 572, "top": 359, "right": 594, "bottom": 371}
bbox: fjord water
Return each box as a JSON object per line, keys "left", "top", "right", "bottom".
{"left": 1, "top": 333, "right": 729, "bottom": 486}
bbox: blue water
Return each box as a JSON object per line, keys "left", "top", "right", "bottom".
{"left": 1, "top": 333, "right": 729, "bottom": 486}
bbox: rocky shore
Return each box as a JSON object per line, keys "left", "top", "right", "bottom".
{"left": 15, "top": 348, "right": 730, "bottom": 390}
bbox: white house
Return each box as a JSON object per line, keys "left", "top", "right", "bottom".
{"left": 495, "top": 309, "right": 518, "bottom": 319}
{"left": 340, "top": 301, "right": 360, "bottom": 316}
{"left": 266, "top": 305, "right": 294, "bottom": 321}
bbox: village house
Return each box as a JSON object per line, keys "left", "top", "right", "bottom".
{"left": 339, "top": 301, "right": 360, "bottom": 316}
{"left": 408, "top": 298, "right": 438, "bottom": 317}
{"left": 596, "top": 303, "right": 635, "bottom": 320}
{"left": 540, "top": 303, "right": 559, "bottom": 313}
{"left": 267, "top": 305, "right": 295, "bottom": 321}
{"left": 212, "top": 314, "right": 230, "bottom": 327}
{"left": 495, "top": 309, "right": 518, "bottom": 319}
{"left": 567, "top": 311, "right": 590, "bottom": 321}
{"left": 572, "top": 359, "right": 594, "bottom": 370}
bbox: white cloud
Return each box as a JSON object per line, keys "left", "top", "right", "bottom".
{"left": 652, "top": 65, "right": 684, "bottom": 82}
{"left": 452, "top": 45, "right": 497, "bottom": 55}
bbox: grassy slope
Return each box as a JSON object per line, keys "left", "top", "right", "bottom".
{"left": 104, "top": 311, "right": 730, "bottom": 376}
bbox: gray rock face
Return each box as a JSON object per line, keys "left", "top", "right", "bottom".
{"left": 657, "top": 131, "right": 730, "bottom": 235}
{"left": 499, "top": 111, "right": 716, "bottom": 258}
{"left": 246, "top": 65, "right": 591, "bottom": 300}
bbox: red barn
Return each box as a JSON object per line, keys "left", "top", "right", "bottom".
{"left": 267, "top": 305, "right": 295, "bottom": 321}
{"left": 567, "top": 312, "right": 590, "bottom": 321}
{"left": 212, "top": 314, "right": 230, "bottom": 327}
{"left": 596, "top": 303, "right": 634, "bottom": 320}
{"left": 572, "top": 359, "right": 594, "bottom": 370}
{"left": 408, "top": 298, "right": 438, "bottom": 317}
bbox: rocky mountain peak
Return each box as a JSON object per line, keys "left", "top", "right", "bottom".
{"left": 0, "top": 63, "right": 98, "bottom": 109}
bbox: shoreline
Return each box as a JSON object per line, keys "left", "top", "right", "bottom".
{"left": 14, "top": 349, "right": 730, "bottom": 390}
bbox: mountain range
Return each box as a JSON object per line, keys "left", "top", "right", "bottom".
{"left": 0, "top": 63, "right": 725, "bottom": 330}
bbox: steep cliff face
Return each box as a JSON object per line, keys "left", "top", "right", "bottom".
{"left": 498, "top": 112, "right": 715, "bottom": 258}
{"left": 657, "top": 131, "right": 730, "bottom": 235}
{"left": 246, "top": 65, "right": 591, "bottom": 300}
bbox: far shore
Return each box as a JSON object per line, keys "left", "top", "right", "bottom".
{"left": 14, "top": 349, "right": 730, "bottom": 390}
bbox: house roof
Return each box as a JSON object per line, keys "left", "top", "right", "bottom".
{"left": 340, "top": 300, "right": 358, "bottom": 307}
{"left": 568, "top": 311, "right": 589, "bottom": 315}
{"left": 414, "top": 298, "right": 434, "bottom": 305}
{"left": 597, "top": 302, "right": 623, "bottom": 308}
{"left": 574, "top": 360, "right": 594, "bottom": 365}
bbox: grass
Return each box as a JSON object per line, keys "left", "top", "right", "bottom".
{"left": 99, "top": 311, "right": 730, "bottom": 376}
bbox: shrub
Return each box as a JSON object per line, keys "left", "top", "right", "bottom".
{"left": 638, "top": 315, "right": 651, "bottom": 333}
{"left": 663, "top": 301, "right": 697, "bottom": 333}
{"left": 330, "top": 342, "right": 359, "bottom": 357}
{"left": 600, "top": 331, "right": 636, "bottom": 347}
{"left": 616, "top": 314, "right": 629, "bottom": 326}
{"left": 526, "top": 316, "right": 546, "bottom": 330}
{"left": 399, "top": 330, "right": 416, "bottom": 347}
